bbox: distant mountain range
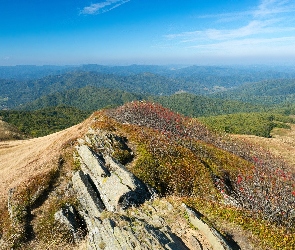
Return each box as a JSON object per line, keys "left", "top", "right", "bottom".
{"left": 1, "top": 64, "right": 295, "bottom": 110}
{"left": 1, "top": 64, "right": 295, "bottom": 80}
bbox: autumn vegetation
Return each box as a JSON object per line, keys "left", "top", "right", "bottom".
{"left": 103, "top": 101, "right": 295, "bottom": 249}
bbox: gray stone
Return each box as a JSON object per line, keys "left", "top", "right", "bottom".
{"left": 54, "top": 205, "right": 84, "bottom": 241}
{"left": 72, "top": 170, "right": 105, "bottom": 218}
{"left": 76, "top": 145, "right": 109, "bottom": 179}
{"left": 182, "top": 204, "right": 233, "bottom": 250}
{"left": 70, "top": 130, "right": 240, "bottom": 250}
{"left": 76, "top": 145, "right": 152, "bottom": 212}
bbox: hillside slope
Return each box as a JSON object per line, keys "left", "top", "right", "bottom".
{"left": 0, "top": 120, "right": 90, "bottom": 206}
{"left": 211, "top": 79, "right": 295, "bottom": 105}
{"left": 0, "top": 102, "right": 294, "bottom": 250}
{"left": 233, "top": 124, "right": 295, "bottom": 169}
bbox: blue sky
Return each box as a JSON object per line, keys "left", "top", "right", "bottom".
{"left": 0, "top": 0, "right": 295, "bottom": 65}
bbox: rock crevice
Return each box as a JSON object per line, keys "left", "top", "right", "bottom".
{"left": 58, "top": 130, "right": 238, "bottom": 250}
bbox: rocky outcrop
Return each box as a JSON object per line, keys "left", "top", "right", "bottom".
{"left": 69, "top": 139, "right": 189, "bottom": 249}
{"left": 182, "top": 204, "right": 234, "bottom": 250}
{"left": 72, "top": 170, "right": 105, "bottom": 218}
{"left": 76, "top": 145, "right": 152, "bottom": 212}
{"left": 56, "top": 129, "right": 239, "bottom": 250}
{"left": 54, "top": 205, "right": 85, "bottom": 241}
{"left": 86, "top": 215, "right": 189, "bottom": 250}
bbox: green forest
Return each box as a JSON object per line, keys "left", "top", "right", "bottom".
{"left": 1, "top": 65, "right": 295, "bottom": 138}
{"left": 0, "top": 106, "right": 90, "bottom": 137}
{"left": 199, "top": 112, "right": 295, "bottom": 137}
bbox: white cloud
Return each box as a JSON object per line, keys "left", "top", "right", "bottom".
{"left": 81, "top": 0, "right": 130, "bottom": 15}
{"left": 165, "top": 0, "right": 295, "bottom": 57}
{"left": 254, "top": 0, "right": 295, "bottom": 17}
{"left": 189, "top": 36, "right": 295, "bottom": 53}
{"left": 166, "top": 19, "right": 293, "bottom": 42}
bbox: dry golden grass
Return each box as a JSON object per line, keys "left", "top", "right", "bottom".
{"left": 0, "top": 118, "right": 91, "bottom": 210}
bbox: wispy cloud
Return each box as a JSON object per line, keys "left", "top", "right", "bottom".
{"left": 81, "top": 0, "right": 130, "bottom": 15}
{"left": 198, "top": 0, "right": 295, "bottom": 20}
{"left": 168, "top": 19, "right": 295, "bottom": 43}
{"left": 165, "top": 0, "right": 295, "bottom": 56}
{"left": 189, "top": 36, "right": 295, "bottom": 53}
{"left": 254, "top": 0, "right": 295, "bottom": 17}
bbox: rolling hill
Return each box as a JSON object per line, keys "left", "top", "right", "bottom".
{"left": 2, "top": 64, "right": 295, "bottom": 110}
{"left": 3, "top": 89, "right": 293, "bottom": 139}
{"left": 211, "top": 79, "right": 295, "bottom": 105}
{"left": 0, "top": 102, "right": 294, "bottom": 249}
{"left": 21, "top": 86, "right": 146, "bottom": 111}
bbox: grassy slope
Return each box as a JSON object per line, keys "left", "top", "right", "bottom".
{"left": 1, "top": 102, "right": 294, "bottom": 249}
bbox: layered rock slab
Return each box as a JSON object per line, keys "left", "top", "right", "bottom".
{"left": 76, "top": 145, "right": 152, "bottom": 212}
{"left": 71, "top": 144, "right": 190, "bottom": 249}
{"left": 65, "top": 132, "right": 238, "bottom": 250}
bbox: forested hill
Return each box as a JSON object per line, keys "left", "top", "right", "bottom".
{"left": 0, "top": 65, "right": 74, "bottom": 80}
{"left": 22, "top": 87, "right": 265, "bottom": 116}
{"left": 1, "top": 65, "right": 295, "bottom": 110}
{"left": 0, "top": 72, "right": 175, "bottom": 108}
{"left": 22, "top": 86, "right": 146, "bottom": 111}
{"left": 153, "top": 93, "right": 266, "bottom": 117}
{"left": 1, "top": 64, "right": 295, "bottom": 80}
{"left": 0, "top": 106, "right": 90, "bottom": 137}
{"left": 211, "top": 79, "right": 295, "bottom": 105}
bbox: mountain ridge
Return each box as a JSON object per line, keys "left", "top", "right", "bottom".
{"left": 1, "top": 102, "right": 294, "bottom": 249}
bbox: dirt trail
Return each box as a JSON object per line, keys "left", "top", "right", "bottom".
{"left": 0, "top": 120, "right": 89, "bottom": 205}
